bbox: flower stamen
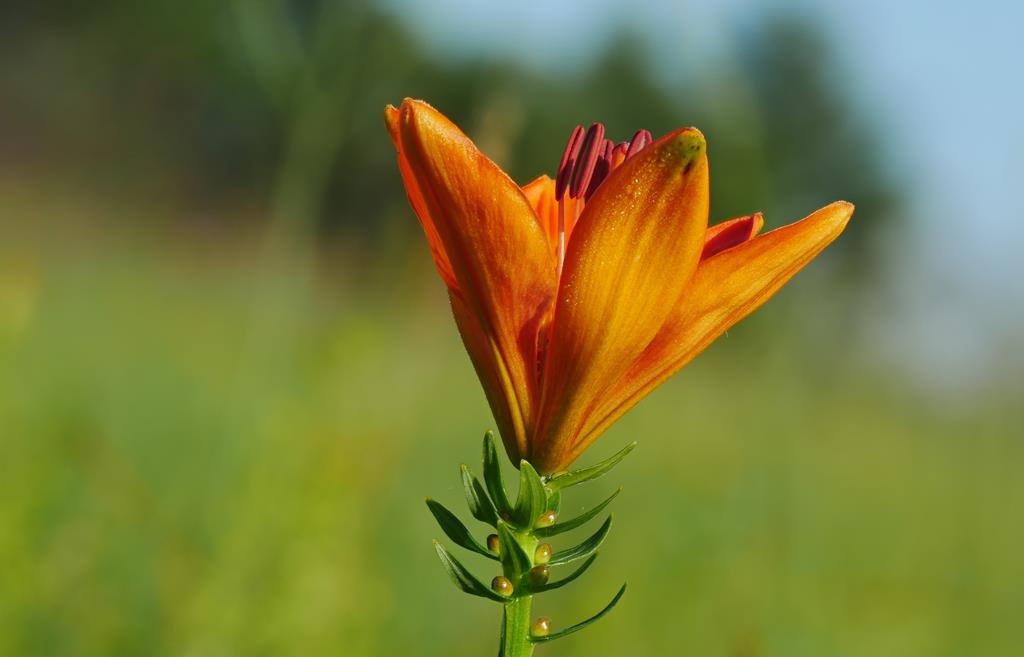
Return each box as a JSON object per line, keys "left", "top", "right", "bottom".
{"left": 555, "top": 125, "right": 584, "bottom": 275}
{"left": 553, "top": 123, "right": 654, "bottom": 274}
{"left": 555, "top": 125, "right": 585, "bottom": 200}
{"left": 568, "top": 123, "right": 605, "bottom": 200}
{"left": 584, "top": 139, "right": 614, "bottom": 201}
{"left": 625, "top": 129, "right": 653, "bottom": 159}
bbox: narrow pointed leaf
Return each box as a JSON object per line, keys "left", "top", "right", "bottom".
{"left": 545, "top": 489, "right": 561, "bottom": 515}
{"left": 426, "top": 499, "right": 498, "bottom": 560}
{"left": 483, "top": 431, "right": 513, "bottom": 515}
{"left": 530, "top": 554, "right": 599, "bottom": 593}
{"left": 535, "top": 488, "right": 621, "bottom": 538}
{"left": 497, "top": 521, "right": 532, "bottom": 576}
{"left": 461, "top": 464, "right": 498, "bottom": 526}
{"left": 548, "top": 515, "right": 612, "bottom": 567}
{"left": 514, "top": 460, "right": 546, "bottom": 527}
{"left": 546, "top": 442, "right": 636, "bottom": 492}
{"left": 530, "top": 584, "right": 627, "bottom": 643}
{"left": 433, "top": 541, "right": 508, "bottom": 602}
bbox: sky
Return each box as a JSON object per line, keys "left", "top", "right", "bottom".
{"left": 381, "top": 0, "right": 1024, "bottom": 390}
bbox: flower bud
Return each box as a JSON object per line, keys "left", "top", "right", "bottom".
{"left": 531, "top": 617, "right": 551, "bottom": 638}
{"left": 491, "top": 576, "right": 513, "bottom": 597}
{"left": 534, "top": 543, "right": 552, "bottom": 564}
{"left": 487, "top": 534, "right": 500, "bottom": 554}
{"left": 536, "top": 510, "right": 557, "bottom": 528}
{"left": 528, "top": 565, "right": 549, "bottom": 586}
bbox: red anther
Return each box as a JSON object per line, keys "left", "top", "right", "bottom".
{"left": 555, "top": 125, "right": 585, "bottom": 199}
{"left": 568, "top": 122, "right": 605, "bottom": 199}
{"left": 625, "top": 128, "right": 652, "bottom": 159}
{"left": 584, "top": 139, "right": 615, "bottom": 201}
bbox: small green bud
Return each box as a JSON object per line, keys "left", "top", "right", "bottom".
{"left": 491, "top": 576, "right": 513, "bottom": 597}
{"left": 486, "top": 534, "right": 500, "bottom": 554}
{"left": 536, "top": 510, "right": 557, "bottom": 527}
{"left": 534, "top": 543, "right": 552, "bottom": 564}
{"left": 528, "top": 565, "right": 549, "bottom": 586}
{"left": 531, "top": 617, "right": 551, "bottom": 637}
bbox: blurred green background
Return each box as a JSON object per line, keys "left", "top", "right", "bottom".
{"left": 1, "top": 1, "right": 1022, "bottom": 656}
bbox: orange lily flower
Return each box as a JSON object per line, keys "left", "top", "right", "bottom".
{"left": 385, "top": 98, "right": 852, "bottom": 475}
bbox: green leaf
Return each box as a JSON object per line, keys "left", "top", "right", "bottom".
{"left": 513, "top": 460, "right": 546, "bottom": 527}
{"left": 548, "top": 515, "right": 612, "bottom": 567}
{"left": 497, "top": 520, "right": 532, "bottom": 576}
{"left": 426, "top": 499, "right": 498, "bottom": 560}
{"left": 535, "top": 488, "right": 621, "bottom": 538}
{"left": 432, "top": 541, "right": 508, "bottom": 602}
{"left": 530, "top": 584, "right": 627, "bottom": 643}
{"left": 545, "top": 489, "right": 561, "bottom": 515}
{"left": 482, "top": 431, "right": 513, "bottom": 516}
{"left": 530, "top": 553, "right": 598, "bottom": 593}
{"left": 546, "top": 442, "right": 636, "bottom": 492}
{"left": 461, "top": 465, "right": 498, "bottom": 526}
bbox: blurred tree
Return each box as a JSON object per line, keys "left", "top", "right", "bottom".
{"left": 733, "top": 14, "right": 903, "bottom": 282}
{"left": 0, "top": 3, "right": 901, "bottom": 285}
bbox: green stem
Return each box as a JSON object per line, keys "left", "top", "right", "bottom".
{"left": 430, "top": 435, "right": 632, "bottom": 654}
{"left": 501, "top": 595, "right": 534, "bottom": 657}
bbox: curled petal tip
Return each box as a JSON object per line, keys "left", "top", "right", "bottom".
{"left": 702, "top": 213, "right": 762, "bottom": 259}
{"left": 384, "top": 104, "right": 400, "bottom": 145}
{"left": 398, "top": 97, "right": 426, "bottom": 123}
{"left": 399, "top": 97, "right": 440, "bottom": 121}
{"left": 823, "top": 200, "right": 855, "bottom": 229}
{"left": 659, "top": 127, "right": 707, "bottom": 169}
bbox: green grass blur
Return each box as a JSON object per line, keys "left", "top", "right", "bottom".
{"left": 1, "top": 184, "right": 1020, "bottom": 657}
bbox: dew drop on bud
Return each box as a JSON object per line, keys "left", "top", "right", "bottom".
{"left": 528, "top": 565, "right": 550, "bottom": 586}
{"left": 531, "top": 617, "right": 551, "bottom": 637}
{"left": 487, "top": 534, "right": 500, "bottom": 554}
{"left": 491, "top": 576, "right": 514, "bottom": 597}
{"left": 534, "top": 543, "right": 552, "bottom": 564}
{"left": 536, "top": 510, "right": 557, "bottom": 527}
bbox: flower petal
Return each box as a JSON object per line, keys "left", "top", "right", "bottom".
{"left": 521, "top": 174, "right": 582, "bottom": 262}
{"left": 521, "top": 175, "right": 558, "bottom": 259}
{"left": 448, "top": 290, "right": 521, "bottom": 460}
{"left": 396, "top": 99, "right": 557, "bottom": 458}
{"left": 385, "top": 105, "right": 457, "bottom": 289}
{"left": 531, "top": 128, "right": 710, "bottom": 473}
{"left": 567, "top": 201, "right": 854, "bottom": 463}
{"left": 702, "top": 213, "right": 764, "bottom": 260}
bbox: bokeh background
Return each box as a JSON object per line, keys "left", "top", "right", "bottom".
{"left": 2, "top": 1, "right": 1022, "bottom": 655}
